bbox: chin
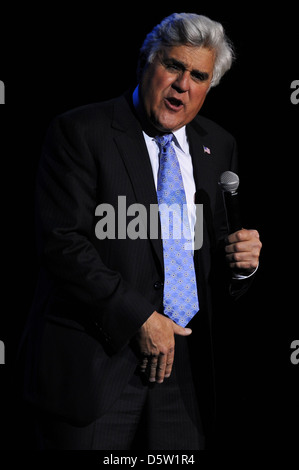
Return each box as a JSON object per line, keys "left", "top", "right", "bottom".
{"left": 152, "top": 117, "right": 180, "bottom": 133}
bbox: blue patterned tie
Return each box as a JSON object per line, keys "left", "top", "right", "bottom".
{"left": 155, "top": 134, "right": 199, "bottom": 327}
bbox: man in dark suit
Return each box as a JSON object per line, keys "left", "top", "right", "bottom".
{"left": 21, "top": 13, "right": 261, "bottom": 449}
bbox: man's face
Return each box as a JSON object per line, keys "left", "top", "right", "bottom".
{"left": 140, "top": 45, "right": 216, "bottom": 132}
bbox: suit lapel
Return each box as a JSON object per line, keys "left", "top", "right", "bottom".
{"left": 186, "top": 118, "right": 210, "bottom": 192}
{"left": 186, "top": 118, "right": 217, "bottom": 313}
{"left": 111, "top": 94, "right": 164, "bottom": 271}
{"left": 187, "top": 118, "right": 218, "bottom": 245}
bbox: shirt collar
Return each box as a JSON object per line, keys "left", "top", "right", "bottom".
{"left": 172, "top": 127, "right": 188, "bottom": 154}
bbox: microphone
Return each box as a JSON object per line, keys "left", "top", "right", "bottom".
{"left": 219, "top": 171, "right": 242, "bottom": 234}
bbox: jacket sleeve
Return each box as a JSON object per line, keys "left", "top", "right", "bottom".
{"left": 35, "top": 113, "right": 155, "bottom": 352}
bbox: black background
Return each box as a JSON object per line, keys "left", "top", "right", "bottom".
{"left": 0, "top": 2, "right": 298, "bottom": 451}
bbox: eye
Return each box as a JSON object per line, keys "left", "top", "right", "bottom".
{"left": 162, "top": 59, "right": 183, "bottom": 73}
{"left": 166, "top": 63, "right": 180, "bottom": 71}
{"left": 191, "top": 71, "right": 209, "bottom": 82}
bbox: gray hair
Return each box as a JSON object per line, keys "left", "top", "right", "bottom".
{"left": 137, "top": 12, "right": 235, "bottom": 87}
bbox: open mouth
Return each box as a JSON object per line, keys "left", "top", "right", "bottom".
{"left": 165, "top": 97, "right": 184, "bottom": 111}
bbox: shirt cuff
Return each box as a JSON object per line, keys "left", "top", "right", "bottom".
{"left": 232, "top": 263, "right": 259, "bottom": 280}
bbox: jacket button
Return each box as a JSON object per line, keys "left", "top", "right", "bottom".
{"left": 154, "top": 281, "right": 163, "bottom": 290}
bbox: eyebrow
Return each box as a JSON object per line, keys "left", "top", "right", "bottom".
{"left": 162, "top": 57, "right": 210, "bottom": 81}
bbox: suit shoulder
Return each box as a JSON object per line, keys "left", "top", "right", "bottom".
{"left": 52, "top": 96, "right": 122, "bottom": 127}
{"left": 43, "top": 95, "right": 129, "bottom": 146}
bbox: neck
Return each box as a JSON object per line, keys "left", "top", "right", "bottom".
{"left": 132, "top": 85, "right": 169, "bottom": 137}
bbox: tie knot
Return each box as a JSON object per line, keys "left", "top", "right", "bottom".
{"left": 155, "top": 134, "right": 173, "bottom": 151}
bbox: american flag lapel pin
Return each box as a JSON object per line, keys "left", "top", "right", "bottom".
{"left": 203, "top": 145, "right": 211, "bottom": 155}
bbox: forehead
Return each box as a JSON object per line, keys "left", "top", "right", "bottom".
{"left": 159, "top": 44, "right": 215, "bottom": 71}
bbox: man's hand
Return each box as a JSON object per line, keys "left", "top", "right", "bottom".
{"left": 225, "top": 229, "right": 262, "bottom": 274}
{"left": 136, "top": 311, "right": 192, "bottom": 384}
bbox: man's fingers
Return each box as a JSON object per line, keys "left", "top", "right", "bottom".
{"left": 155, "top": 353, "right": 168, "bottom": 384}
{"left": 225, "top": 240, "right": 256, "bottom": 254}
{"left": 148, "top": 355, "right": 159, "bottom": 383}
{"left": 146, "top": 348, "right": 175, "bottom": 384}
{"left": 172, "top": 323, "right": 192, "bottom": 336}
{"left": 140, "top": 355, "right": 149, "bottom": 373}
{"left": 226, "top": 229, "right": 260, "bottom": 244}
{"left": 164, "top": 347, "right": 175, "bottom": 379}
{"left": 225, "top": 228, "right": 262, "bottom": 271}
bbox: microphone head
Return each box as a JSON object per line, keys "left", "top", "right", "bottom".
{"left": 219, "top": 171, "right": 240, "bottom": 193}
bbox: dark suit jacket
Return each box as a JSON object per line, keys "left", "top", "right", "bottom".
{"left": 21, "top": 91, "right": 252, "bottom": 427}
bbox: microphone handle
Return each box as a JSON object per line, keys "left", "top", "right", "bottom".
{"left": 223, "top": 191, "right": 242, "bottom": 234}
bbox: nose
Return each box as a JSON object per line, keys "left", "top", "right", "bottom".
{"left": 172, "top": 71, "right": 190, "bottom": 93}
